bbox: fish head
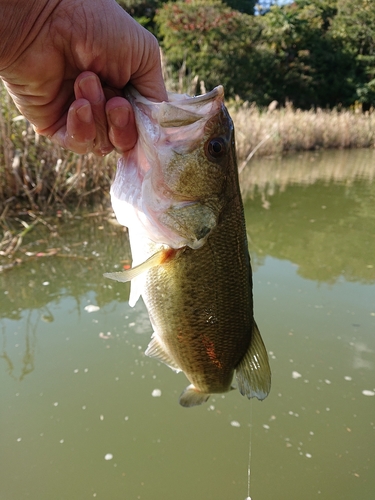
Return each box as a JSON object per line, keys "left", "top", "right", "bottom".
{"left": 111, "top": 86, "right": 237, "bottom": 249}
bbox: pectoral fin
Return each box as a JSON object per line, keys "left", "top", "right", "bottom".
{"left": 179, "top": 385, "right": 210, "bottom": 408}
{"left": 235, "top": 322, "right": 271, "bottom": 401}
{"left": 103, "top": 249, "right": 167, "bottom": 283}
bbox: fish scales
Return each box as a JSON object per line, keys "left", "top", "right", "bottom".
{"left": 105, "top": 85, "right": 271, "bottom": 407}
{"left": 144, "top": 212, "right": 251, "bottom": 393}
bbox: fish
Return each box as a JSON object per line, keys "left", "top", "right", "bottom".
{"left": 104, "top": 85, "right": 271, "bottom": 407}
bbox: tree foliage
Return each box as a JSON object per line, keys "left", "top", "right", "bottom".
{"left": 155, "top": 0, "right": 261, "bottom": 96}
{"left": 331, "top": 0, "right": 375, "bottom": 108}
{"left": 117, "top": 0, "right": 375, "bottom": 108}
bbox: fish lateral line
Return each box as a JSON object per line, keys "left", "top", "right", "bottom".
{"left": 103, "top": 247, "right": 181, "bottom": 283}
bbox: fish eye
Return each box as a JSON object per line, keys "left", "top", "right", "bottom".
{"left": 207, "top": 137, "right": 226, "bottom": 159}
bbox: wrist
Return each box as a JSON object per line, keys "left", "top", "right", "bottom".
{"left": 0, "top": 0, "right": 61, "bottom": 72}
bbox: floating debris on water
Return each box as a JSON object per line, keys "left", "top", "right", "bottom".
{"left": 84, "top": 305, "right": 100, "bottom": 313}
{"left": 325, "top": 379, "right": 332, "bottom": 384}
{"left": 230, "top": 420, "right": 241, "bottom": 427}
{"left": 362, "top": 390, "right": 375, "bottom": 396}
{"left": 104, "top": 453, "right": 113, "bottom": 460}
{"left": 151, "top": 389, "right": 162, "bottom": 397}
{"left": 99, "top": 332, "right": 112, "bottom": 339}
{"left": 344, "top": 376, "right": 352, "bottom": 381}
{"left": 292, "top": 371, "right": 302, "bottom": 379}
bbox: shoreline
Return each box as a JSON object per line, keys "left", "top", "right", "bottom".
{"left": 1, "top": 84, "right": 374, "bottom": 215}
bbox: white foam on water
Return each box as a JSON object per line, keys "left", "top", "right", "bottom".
{"left": 230, "top": 420, "right": 241, "bottom": 427}
{"left": 152, "top": 389, "right": 162, "bottom": 397}
{"left": 104, "top": 453, "right": 113, "bottom": 460}
{"left": 84, "top": 305, "right": 100, "bottom": 313}
{"left": 292, "top": 371, "right": 302, "bottom": 379}
{"left": 362, "top": 390, "right": 375, "bottom": 396}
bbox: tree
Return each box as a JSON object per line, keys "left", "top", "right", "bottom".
{"left": 254, "top": 0, "right": 356, "bottom": 108}
{"left": 331, "top": 0, "right": 375, "bottom": 108}
{"left": 155, "top": 0, "right": 262, "bottom": 98}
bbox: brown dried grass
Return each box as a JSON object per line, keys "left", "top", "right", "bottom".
{"left": 232, "top": 102, "right": 375, "bottom": 162}
{"left": 1, "top": 80, "right": 375, "bottom": 214}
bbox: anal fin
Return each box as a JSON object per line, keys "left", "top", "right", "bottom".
{"left": 145, "top": 334, "right": 181, "bottom": 373}
{"left": 179, "top": 384, "right": 210, "bottom": 408}
{"left": 235, "top": 321, "right": 271, "bottom": 401}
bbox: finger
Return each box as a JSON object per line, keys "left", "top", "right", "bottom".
{"left": 74, "top": 72, "right": 113, "bottom": 156}
{"left": 106, "top": 97, "right": 137, "bottom": 154}
{"left": 130, "top": 31, "right": 168, "bottom": 103}
{"left": 49, "top": 105, "right": 95, "bottom": 155}
{"left": 66, "top": 98, "right": 96, "bottom": 145}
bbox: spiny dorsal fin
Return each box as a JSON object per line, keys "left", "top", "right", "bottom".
{"left": 235, "top": 321, "right": 271, "bottom": 401}
{"left": 145, "top": 334, "right": 181, "bottom": 373}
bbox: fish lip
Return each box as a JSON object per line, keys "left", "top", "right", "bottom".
{"left": 173, "top": 86, "right": 224, "bottom": 107}
{"left": 126, "top": 85, "right": 224, "bottom": 107}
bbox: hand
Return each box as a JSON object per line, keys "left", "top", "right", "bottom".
{"left": 0, "top": 0, "right": 167, "bottom": 156}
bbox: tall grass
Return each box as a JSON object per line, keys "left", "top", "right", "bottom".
{"left": 231, "top": 101, "right": 375, "bottom": 163}
{"left": 0, "top": 83, "right": 117, "bottom": 215}
{"left": 1, "top": 81, "right": 375, "bottom": 214}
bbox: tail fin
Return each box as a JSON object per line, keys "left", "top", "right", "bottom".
{"left": 235, "top": 322, "right": 271, "bottom": 401}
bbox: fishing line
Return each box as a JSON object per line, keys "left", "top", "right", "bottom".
{"left": 245, "top": 398, "right": 253, "bottom": 500}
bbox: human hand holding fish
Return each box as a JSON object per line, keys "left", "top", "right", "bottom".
{"left": 104, "top": 84, "right": 271, "bottom": 407}
{"left": 0, "top": 0, "right": 167, "bottom": 156}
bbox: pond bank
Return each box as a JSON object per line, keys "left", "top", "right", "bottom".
{"left": 1, "top": 82, "right": 375, "bottom": 215}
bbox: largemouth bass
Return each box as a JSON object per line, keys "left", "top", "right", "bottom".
{"left": 104, "top": 86, "right": 271, "bottom": 407}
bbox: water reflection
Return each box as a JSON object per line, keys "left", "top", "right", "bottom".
{"left": 241, "top": 149, "right": 375, "bottom": 284}
{"left": 1, "top": 149, "right": 374, "bottom": 500}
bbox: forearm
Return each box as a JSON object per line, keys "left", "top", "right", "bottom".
{"left": 0, "top": 0, "right": 60, "bottom": 71}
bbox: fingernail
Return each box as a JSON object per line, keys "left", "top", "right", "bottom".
{"left": 76, "top": 103, "right": 92, "bottom": 124}
{"left": 109, "top": 106, "right": 129, "bottom": 128}
{"left": 79, "top": 75, "right": 102, "bottom": 103}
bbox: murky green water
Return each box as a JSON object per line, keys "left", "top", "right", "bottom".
{"left": 1, "top": 149, "right": 374, "bottom": 500}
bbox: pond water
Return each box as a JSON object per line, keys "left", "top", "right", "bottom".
{"left": 1, "top": 149, "right": 374, "bottom": 500}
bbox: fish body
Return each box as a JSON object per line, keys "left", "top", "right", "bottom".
{"left": 105, "top": 86, "right": 271, "bottom": 407}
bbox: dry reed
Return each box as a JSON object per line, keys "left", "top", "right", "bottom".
{"left": 0, "top": 83, "right": 117, "bottom": 215}
{"left": 1, "top": 80, "right": 375, "bottom": 215}
{"left": 232, "top": 102, "right": 375, "bottom": 161}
